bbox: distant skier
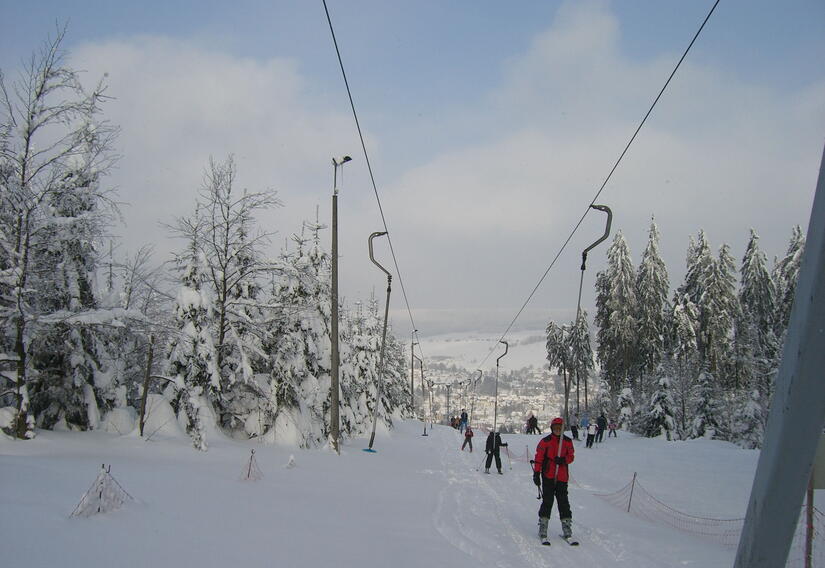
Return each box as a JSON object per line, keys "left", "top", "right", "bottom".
{"left": 533, "top": 417, "right": 576, "bottom": 544}
{"left": 485, "top": 431, "right": 508, "bottom": 474}
{"left": 608, "top": 420, "right": 618, "bottom": 438}
{"left": 586, "top": 422, "right": 597, "bottom": 448}
{"left": 596, "top": 414, "right": 607, "bottom": 443}
{"left": 570, "top": 414, "right": 579, "bottom": 440}
{"left": 462, "top": 426, "right": 474, "bottom": 452}
{"left": 459, "top": 409, "right": 468, "bottom": 433}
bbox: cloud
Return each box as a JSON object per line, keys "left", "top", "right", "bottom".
{"left": 64, "top": 2, "right": 824, "bottom": 338}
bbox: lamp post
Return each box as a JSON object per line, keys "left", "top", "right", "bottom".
{"left": 330, "top": 155, "right": 351, "bottom": 454}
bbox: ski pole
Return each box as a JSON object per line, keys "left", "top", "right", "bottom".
{"left": 529, "top": 460, "right": 542, "bottom": 499}
{"left": 476, "top": 453, "right": 487, "bottom": 472}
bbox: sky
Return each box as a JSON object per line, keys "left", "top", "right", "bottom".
{"left": 2, "top": 0, "right": 823, "bottom": 345}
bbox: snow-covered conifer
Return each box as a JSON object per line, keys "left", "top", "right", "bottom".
{"left": 643, "top": 374, "right": 676, "bottom": 440}
{"left": 690, "top": 370, "right": 724, "bottom": 440}
{"left": 635, "top": 220, "right": 669, "bottom": 397}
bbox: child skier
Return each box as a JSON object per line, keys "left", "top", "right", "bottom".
{"left": 532, "top": 417, "right": 576, "bottom": 545}
{"left": 462, "top": 426, "right": 474, "bottom": 452}
{"left": 586, "top": 422, "right": 597, "bottom": 448}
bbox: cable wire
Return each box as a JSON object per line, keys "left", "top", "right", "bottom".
{"left": 322, "top": 0, "right": 425, "bottom": 362}
{"left": 476, "top": 0, "right": 721, "bottom": 368}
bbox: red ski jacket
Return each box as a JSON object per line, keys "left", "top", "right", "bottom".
{"left": 533, "top": 433, "right": 575, "bottom": 482}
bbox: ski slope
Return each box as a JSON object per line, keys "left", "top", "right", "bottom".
{"left": 0, "top": 420, "right": 813, "bottom": 567}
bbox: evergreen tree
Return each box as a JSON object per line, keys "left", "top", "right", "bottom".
{"left": 166, "top": 226, "right": 220, "bottom": 451}
{"left": 669, "top": 294, "right": 700, "bottom": 438}
{"left": 690, "top": 370, "right": 724, "bottom": 439}
{"left": 634, "top": 220, "right": 669, "bottom": 398}
{"left": 617, "top": 382, "right": 634, "bottom": 431}
{"left": 773, "top": 225, "right": 805, "bottom": 331}
{"left": 265, "top": 226, "right": 332, "bottom": 446}
{"left": 569, "top": 310, "right": 594, "bottom": 416}
{"left": 596, "top": 232, "right": 637, "bottom": 399}
{"left": 643, "top": 374, "right": 676, "bottom": 440}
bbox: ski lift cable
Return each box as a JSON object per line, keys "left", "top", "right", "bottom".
{"left": 322, "top": 0, "right": 425, "bottom": 363}
{"left": 476, "top": 0, "right": 721, "bottom": 369}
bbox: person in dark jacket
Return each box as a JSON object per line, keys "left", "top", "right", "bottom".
{"left": 485, "top": 431, "right": 508, "bottom": 474}
{"left": 533, "top": 417, "right": 575, "bottom": 542}
{"left": 596, "top": 414, "right": 607, "bottom": 443}
{"left": 462, "top": 426, "right": 474, "bottom": 452}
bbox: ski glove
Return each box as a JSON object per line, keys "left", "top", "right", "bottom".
{"left": 533, "top": 471, "right": 541, "bottom": 487}
{"left": 554, "top": 456, "right": 566, "bottom": 465}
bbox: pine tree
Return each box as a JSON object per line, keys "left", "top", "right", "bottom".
{"left": 617, "top": 382, "right": 634, "bottom": 431}
{"left": 773, "top": 225, "right": 805, "bottom": 331}
{"left": 265, "top": 226, "right": 332, "bottom": 446}
{"left": 737, "top": 229, "right": 777, "bottom": 405}
{"left": 669, "top": 294, "right": 700, "bottom": 438}
{"left": 596, "top": 232, "right": 637, "bottom": 402}
{"left": 643, "top": 374, "right": 676, "bottom": 440}
{"left": 690, "top": 370, "right": 724, "bottom": 439}
{"left": 166, "top": 226, "right": 220, "bottom": 451}
{"left": 635, "top": 220, "right": 670, "bottom": 398}
{"left": 569, "top": 310, "right": 594, "bottom": 415}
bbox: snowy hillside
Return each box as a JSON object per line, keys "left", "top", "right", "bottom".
{"left": 2, "top": 421, "right": 820, "bottom": 567}
{"left": 418, "top": 329, "right": 549, "bottom": 371}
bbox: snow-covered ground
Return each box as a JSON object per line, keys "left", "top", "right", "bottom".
{"left": 1, "top": 421, "right": 819, "bottom": 567}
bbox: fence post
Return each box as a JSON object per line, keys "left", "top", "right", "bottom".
{"left": 628, "top": 472, "right": 637, "bottom": 513}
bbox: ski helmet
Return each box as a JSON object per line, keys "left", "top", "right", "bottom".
{"left": 551, "top": 417, "right": 564, "bottom": 426}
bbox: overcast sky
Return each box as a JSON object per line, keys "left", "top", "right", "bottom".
{"left": 2, "top": 1, "right": 823, "bottom": 346}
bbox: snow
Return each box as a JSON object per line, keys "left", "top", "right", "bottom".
{"left": 0, "top": 420, "right": 819, "bottom": 567}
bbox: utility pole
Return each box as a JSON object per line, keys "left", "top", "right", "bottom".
{"left": 329, "top": 155, "right": 351, "bottom": 454}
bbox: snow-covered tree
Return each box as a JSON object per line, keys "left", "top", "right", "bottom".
{"left": 634, "top": 220, "right": 669, "bottom": 397}
{"left": 0, "top": 27, "right": 118, "bottom": 437}
{"left": 166, "top": 224, "right": 220, "bottom": 451}
{"left": 546, "top": 321, "right": 573, "bottom": 422}
{"left": 265, "top": 225, "right": 332, "bottom": 446}
{"left": 773, "top": 225, "right": 805, "bottom": 332}
{"left": 643, "top": 374, "right": 676, "bottom": 440}
{"left": 568, "top": 310, "right": 594, "bottom": 415}
{"left": 669, "top": 295, "right": 700, "bottom": 437}
{"left": 690, "top": 370, "right": 724, "bottom": 440}
{"left": 617, "top": 383, "right": 635, "bottom": 431}
{"left": 596, "top": 231, "right": 637, "bottom": 398}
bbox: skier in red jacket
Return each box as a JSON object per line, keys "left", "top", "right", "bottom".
{"left": 532, "top": 417, "right": 576, "bottom": 544}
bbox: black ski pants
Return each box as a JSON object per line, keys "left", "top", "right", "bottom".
{"left": 595, "top": 427, "right": 604, "bottom": 443}
{"left": 538, "top": 478, "right": 571, "bottom": 520}
{"left": 485, "top": 450, "right": 502, "bottom": 471}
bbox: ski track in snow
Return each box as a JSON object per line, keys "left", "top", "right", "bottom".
{"left": 430, "top": 428, "right": 626, "bottom": 567}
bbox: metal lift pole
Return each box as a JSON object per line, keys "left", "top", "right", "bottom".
{"left": 469, "top": 370, "right": 482, "bottom": 428}
{"left": 734, "top": 146, "right": 825, "bottom": 566}
{"left": 365, "top": 231, "right": 391, "bottom": 452}
{"left": 575, "top": 205, "right": 612, "bottom": 413}
{"left": 493, "top": 341, "right": 509, "bottom": 434}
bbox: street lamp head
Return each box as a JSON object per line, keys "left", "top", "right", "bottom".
{"left": 332, "top": 155, "right": 352, "bottom": 166}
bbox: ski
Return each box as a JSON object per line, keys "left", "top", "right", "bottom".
{"left": 541, "top": 539, "right": 551, "bottom": 546}
{"left": 560, "top": 535, "right": 579, "bottom": 546}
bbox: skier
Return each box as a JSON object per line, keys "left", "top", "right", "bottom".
{"left": 586, "top": 422, "right": 597, "bottom": 448}
{"left": 570, "top": 414, "right": 579, "bottom": 440}
{"left": 596, "top": 413, "right": 607, "bottom": 443}
{"left": 608, "top": 420, "right": 618, "bottom": 438}
{"left": 462, "top": 426, "right": 474, "bottom": 452}
{"left": 459, "top": 409, "right": 468, "bottom": 433}
{"left": 532, "top": 417, "right": 576, "bottom": 545}
{"left": 485, "top": 431, "right": 508, "bottom": 474}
